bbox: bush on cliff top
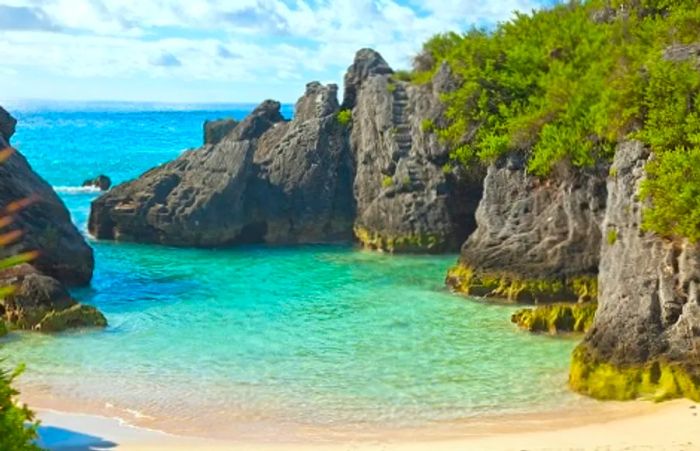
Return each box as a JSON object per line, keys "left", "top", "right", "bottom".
{"left": 415, "top": 0, "right": 700, "bottom": 241}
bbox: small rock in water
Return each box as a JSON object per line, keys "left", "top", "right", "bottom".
{"left": 82, "top": 174, "right": 112, "bottom": 191}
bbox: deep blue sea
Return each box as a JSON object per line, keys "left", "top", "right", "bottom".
{"left": 0, "top": 101, "right": 591, "bottom": 439}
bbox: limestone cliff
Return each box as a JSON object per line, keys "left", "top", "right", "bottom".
{"left": 348, "top": 50, "right": 482, "bottom": 253}
{"left": 570, "top": 141, "right": 700, "bottom": 401}
{"left": 446, "top": 153, "right": 606, "bottom": 303}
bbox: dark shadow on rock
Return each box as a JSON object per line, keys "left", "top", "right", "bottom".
{"left": 36, "top": 425, "right": 118, "bottom": 451}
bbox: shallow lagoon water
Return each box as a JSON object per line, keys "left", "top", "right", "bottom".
{"left": 1, "top": 103, "right": 585, "bottom": 436}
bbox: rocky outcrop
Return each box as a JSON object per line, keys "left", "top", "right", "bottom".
{"left": 446, "top": 154, "right": 606, "bottom": 302}
{"left": 0, "top": 107, "right": 94, "bottom": 286}
{"left": 0, "top": 106, "right": 106, "bottom": 333}
{"left": 0, "top": 264, "right": 106, "bottom": 332}
{"left": 89, "top": 84, "right": 355, "bottom": 246}
{"left": 90, "top": 49, "right": 481, "bottom": 252}
{"left": 348, "top": 50, "right": 482, "bottom": 253}
{"left": 83, "top": 175, "right": 112, "bottom": 191}
{"left": 204, "top": 118, "right": 238, "bottom": 145}
{"left": 570, "top": 141, "right": 700, "bottom": 401}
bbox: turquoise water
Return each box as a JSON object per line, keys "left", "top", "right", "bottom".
{"left": 0, "top": 102, "right": 584, "bottom": 437}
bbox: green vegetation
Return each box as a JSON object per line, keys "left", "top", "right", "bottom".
{"left": 381, "top": 175, "right": 394, "bottom": 188}
{"left": 393, "top": 70, "right": 413, "bottom": 82}
{"left": 570, "top": 344, "right": 700, "bottom": 401}
{"left": 412, "top": 0, "right": 700, "bottom": 241}
{"left": 336, "top": 109, "right": 352, "bottom": 126}
{"left": 387, "top": 81, "right": 396, "bottom": 94}
{"left": 607, "top": 228, "right": 618, "bottom": 245}
{"left": 512, "top": 302, "right": 597, "bottom": 334}
{"left": 421, "top": 119, "right": 435, "bottom": 133}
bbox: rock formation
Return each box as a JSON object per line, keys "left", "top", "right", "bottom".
{"left": 89, "top": 49, "right": 482, "bottom": 252}
{"left": 0, "top": 106, "right": 106, "bottom": 333}
{"left": 348, "top": 50, "right": 482, "bottom": 253}
{"left": 89, "top": 84, "right": 355, "bottom": 246}
{"left": 204, "top": 118, "right": 238, "bottom": 145}
{"left": 82, "top": 175, "right": 112, "bottom": 191}
{"left": 570, "top": 141, "right": 700, "bottom": 401}
{"left": 446, "top": 153, "right": 607, "bottom": 302}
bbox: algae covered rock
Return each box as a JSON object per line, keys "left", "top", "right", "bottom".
{"left": 570, "top": 141, "right": 700, "bottom": 402}
{"left": 512, "top": 303, "right": 597, "bottom": 334}
{"left": 446, "top": 154, "right": 606, "bottom": 302}
{"left": 0, "top": 269, "right": 106, "bottom": 333}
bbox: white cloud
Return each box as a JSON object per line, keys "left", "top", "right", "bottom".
{"left": 0, "top": 0, "right": 553, "bottom": 102}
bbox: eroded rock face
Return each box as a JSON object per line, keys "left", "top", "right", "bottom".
{"left": 571, "top": 141, "right": 700, "bottom": 401}
{"left": 446, "top": 154, "right": 607, "bottom": 302}
{"left": 0, "top": 106, "right": 94, "bottom": 286}
{"left": 204, "top": 118, "right": 238, "bottom": 145}
{"left": 348, "top": 50, "right": 482, "bottom": 252}
{"left": 89, "top": 84, "right": 355, "bottom": 246}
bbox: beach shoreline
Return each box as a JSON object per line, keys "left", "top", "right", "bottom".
{"left": 25, "top": 389, "right": 700, "bottom": 450}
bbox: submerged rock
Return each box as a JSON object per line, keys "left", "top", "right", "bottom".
{"left": 82, "top": 175, "right": 112, "bottom": 191}
{"left": 512, "top": 302, "right": 597, "bottom": 334}
{"left": 90, "top": 84, "right": 355, "bottom": 246}
{"left": 204, "top": 118, "right": 238, "bottom": 145}
{"left": 348, "top": 50, "right": 482, "bottom": 253}
{"left": 0, "top": 106, "right": 94, "bottom": 286}
{"left": 446, "top": 154, "right": 606, "bottom": 302}
{"left": 570, "top": 141, "right": 700, "bottom": 402}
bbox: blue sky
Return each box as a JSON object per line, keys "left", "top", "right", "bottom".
{"left": 0, "top": 0, "right": 555, "bottom": 104}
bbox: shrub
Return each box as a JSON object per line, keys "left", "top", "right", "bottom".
{"left": 387, "top": 82, "right": 396, "bottom": 94}
{"left": 421, "top": 119, "right": 435, "bottom": 133}
{"left": 606, "top": 229, "right": 618, "bottom": 245}
{"left": 336, "top": 109, "right": 352, "bottom": 126}
{"left": 382, "top": 176, "right": 394, "bottom": 188}
{"left": 393, "top": 70, "right": 413, "bottom": 82}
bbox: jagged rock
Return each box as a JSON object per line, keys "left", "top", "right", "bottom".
{"left": 82, "top": 175, "right": 112, "bottom": 191}
{"left": 570, "top": 141, "right": 700, "bottom": 401}
{"left": 348, "top": 50, "right": 482, "bottom": 253}
{"left": 204, "top": 118, "right": 238, "bottom": 145}
{"left": 89, "top": 84, "right": 355, "bottom": 246}
{"left": 0, "top": 106, "right": 94, "bottom": 286}
{"left": 446, "top": 154, "right": 607, "bottom": 302}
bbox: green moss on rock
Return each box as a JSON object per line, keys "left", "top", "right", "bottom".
{"left": 511, "top": 302, "right": 597, "bottom": 334}
{"left": 354, "top": 226, "right": 446, "bottom": 253}
{"left": 569, "top": 345, "right": 700, "bottom": 402}
{"left": 445, "top": 263, "right": 597, "bottom": 303}
{"left": 34, "top": 304, "right": 107, "bottom": 333}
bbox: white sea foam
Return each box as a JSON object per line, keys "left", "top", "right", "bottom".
{"left": 53, "top": 185, "right": 102, "bottom": 194}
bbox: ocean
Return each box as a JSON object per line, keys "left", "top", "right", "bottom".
{"left": 0, "top": 101, "right": 589, "bottom": 439}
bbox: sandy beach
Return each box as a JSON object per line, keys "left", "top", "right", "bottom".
{"left": 33, "top": 399, "right": 700, "bottom": 450}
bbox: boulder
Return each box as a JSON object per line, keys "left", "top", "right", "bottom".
{"left": 82, "top": 175, "right": 112, "bottom": 191}
{"left": 570, "top": 141, "right": 700, "bottom": 401}
{"left": 446, "top": 154, "right": 607, "bottom": 302}
{"left": 0, "top": 106, "right": 94, "bottom": 286}
{"left": 204, "top": 118, "right": 238, "bottom": 145}
{"left": 348, "top": 51, "right": 482, "bottom": 253}
{"left": 89, "top": 85, "right": 355, "bottom": 246}
{"left": 0, "top": 266, "right": 106, "bottom": 332}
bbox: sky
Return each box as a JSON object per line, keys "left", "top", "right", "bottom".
{"left": 0, "top": 0, "right": 556, "bottom": 104}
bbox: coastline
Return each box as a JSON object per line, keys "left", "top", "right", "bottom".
{"left": 25, "top": 390, "right": 700, "bottom": 450}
